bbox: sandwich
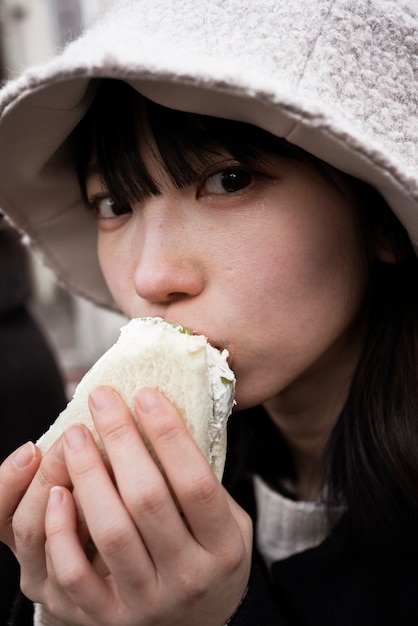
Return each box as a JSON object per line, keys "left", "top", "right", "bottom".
{"left": 36, "top": 317, "right": 236, "bottom": 480}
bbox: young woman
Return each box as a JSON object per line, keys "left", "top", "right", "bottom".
{"left": 0, "top": 0, "right": 417, "bottom": 624}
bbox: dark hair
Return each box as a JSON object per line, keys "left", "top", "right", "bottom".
{"left": 75, "top": 79, "right": 418, "bottom": 556}
{"left": 75, "top": 79, "right": 317, "bottom": 209}
{"left": 326, "top": 209, "right": 418, "bottom": 557}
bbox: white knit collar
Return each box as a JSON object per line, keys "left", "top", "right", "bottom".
{"left": 253, "top": 474, "right": 345, "bottom": 569}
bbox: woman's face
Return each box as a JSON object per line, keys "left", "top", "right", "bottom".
{"left": 86, "top": 143, "right": 370, "bottom": 412}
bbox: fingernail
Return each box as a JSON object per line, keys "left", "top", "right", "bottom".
{"left": 48, "top": 486, "right": 64, "bottom": 508}
{"left": 136, "top": 388, "right": 161, "bottom": 413}
{"left": 13, "top": 442, "right": 36, "bottom": 469}
{"left": 90, "top": 386, "right": 117, "bottom": 410}
{"left": 64, "top": 425, "right": 87, "bottom": 450}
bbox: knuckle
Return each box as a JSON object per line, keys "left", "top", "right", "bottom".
{"left": 153, "top": 419, "right": 185, "bottom": 447}
{"left": 45, "top": 518, "right": 66, "bottom": 541}
{"left": 56, "top": 563, "right": 89, "bottom": 596}
{"left": 100, "top": 417, "right": 132, "bottom": 444}
{"left": 183, "top": 471, "right": 218, "bottom": 507}
{"left": 221, "top": 541, "right": 247, "bottom": 574}
{"left": 238, "top": 509, "right": 253, "bottom": 540}
{"left": 136, "top": 480, "right": 169, "bottom": 518}
{"left": 177, "top": 570, "right": 206, "bottom": 604}
{"left": 96, "top": 522, "right": 133, "bottom": 557}
{"left": 245, "top": 519, "right": 254, "bottom": 544}
{"left": 20, "top": 574, "right": 38, "bottom": 601}
{"left": 35, "top": 464, "right": 56, "bottom": 492}
{"left": 12, "top": 513, "right": 36, "bottom": 551}
{"left": 69, "top": 457, "right": 97, "bottom": 482}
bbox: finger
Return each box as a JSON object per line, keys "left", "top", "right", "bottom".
{"left": 0, "top": 442, "right": 40, "bottom": 549}
{"left": 134, "top": 390, "right": 253, "bottom": 625}
{"left": 135, "top": 388, "right": 243, "bottom": 552}
{"left": 88, "top": 386, "right": 190, "bottom": 569}
{"left": 44, "top": 485, "right": 113, "bottom": 620}
{"left": 62, "top": 422, "right": 157, "bottom": 588}
{"left": 12, "top": 437, "right": 72, "bottom": 589}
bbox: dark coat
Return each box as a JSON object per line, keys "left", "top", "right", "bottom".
{"left": 224, "top": 406, "right": 418, "bottom": 625}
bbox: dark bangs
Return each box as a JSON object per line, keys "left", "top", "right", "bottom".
{"left": 75, "top": 79, "right": 303, "bottom": 210}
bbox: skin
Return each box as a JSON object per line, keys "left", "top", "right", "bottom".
{"left": 0, "top": 134, "right": 382, "bottom": 624}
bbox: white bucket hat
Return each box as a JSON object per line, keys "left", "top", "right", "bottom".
{"left": 0, "top": 0, "right": 416, "bottom": 310}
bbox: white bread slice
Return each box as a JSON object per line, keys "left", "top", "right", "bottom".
{"left": 36, "top": 317, "right": 235, "bottom": 480}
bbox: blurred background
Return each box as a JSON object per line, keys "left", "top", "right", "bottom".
{"left": 0, "top": 0, "right": 126, "bottom": 398}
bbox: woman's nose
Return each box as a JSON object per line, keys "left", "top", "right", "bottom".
{"left": 133, "top": 220, "right": 205, "bottom": 305}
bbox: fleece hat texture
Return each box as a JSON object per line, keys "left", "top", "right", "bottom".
{"left": 0, "top": 0, "right": 416, "bottom": 309}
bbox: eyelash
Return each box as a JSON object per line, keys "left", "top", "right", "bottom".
{"left": 198, "top": 165, "right": 254, "bottom": 196}
{"left": 87, "top": 163, "right": 261, "bottom": 219}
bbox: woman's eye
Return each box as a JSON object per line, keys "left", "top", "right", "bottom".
{"left": 91, "top": 196, "right": 131, "bottom": 219}
{"left": 201, "top": 168, "right": 253, "bottom": 195}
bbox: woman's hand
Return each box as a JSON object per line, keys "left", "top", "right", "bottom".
{"left": 36, "top": 386, "right": 252, "bottom": 626}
